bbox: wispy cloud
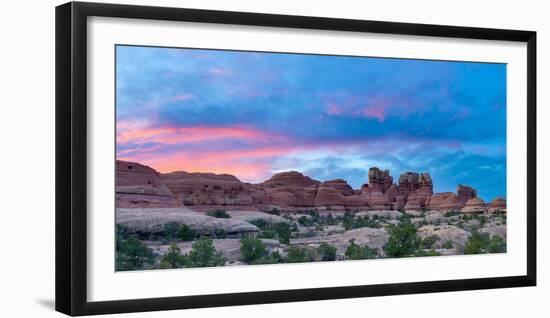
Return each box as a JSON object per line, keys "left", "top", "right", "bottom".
{"left": 116, "top": 46, "right": 507, "bottom": 200}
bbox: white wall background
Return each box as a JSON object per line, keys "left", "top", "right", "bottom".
{"left": 0, "top": 0, "right": 547, "bottom": 316}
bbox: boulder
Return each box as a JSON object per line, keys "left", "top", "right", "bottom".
{"left": 480, "top": 225, "right": 506, "bottom": 239}
{"left": 116, "top": 207, "right": 259, "bottom": 235}
{"left": 417, "top": 225, "right": 470, "bottom": 250}
{"left": 290, "top": 227, "right": 389, "bottom": 256}
{"left": 461, "top": 197, "right": 487, "bottom": 213}
{"left": 116, "top": 160, "right": 180, "bottom": 208}
{"left": 226, "top": 210, "right": 290, "bottom": 224}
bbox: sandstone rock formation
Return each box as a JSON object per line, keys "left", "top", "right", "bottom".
{"left": 457, "top": 184, "right": 477, "bottom": 204}
{"left": 488, "top": 197, "right": 507, "bottom": 213}
{"left": 115, "top": 159, "right": 504, "bottom": 213}
{"left": 427, "top": 192, "right": 463, "bottom": 211}
{"left": 116, "top": 207, "right": 259, "bottom": 235}
{"left": 314, "top": 179, "right": 353, "bottom": 206}
{"left": 261, "top": 171, "right": 320, "bottom": 207}
{"left": 290, "top": 227, "right": 389, "bottom": 257}
{"left": 226, "top": 210, "right": 290, "bottom": 225}
{"left": 116, "top": 160, "right": 181, "bottom": 208}
{"left": 368, "top": 167, "right": 393, "bottom": 192}
{"left": 461, "top": 197, "right": 487, "bottom": 213}
{"left": 417, "top": 225, "right": 470, "bottom": 251}
{"left": 160, "top": 171, "right": 264, "bottom": 206}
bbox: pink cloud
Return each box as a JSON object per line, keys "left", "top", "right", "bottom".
{"left": 116, "top": 124, "right": 284, "bottom": 146}
{"left": 359, "top": 105, "right": 386, "bottom": 122}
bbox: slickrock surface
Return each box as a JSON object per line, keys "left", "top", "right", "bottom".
{"left": 116, "top": 207, "right": 259, "bottom": 235}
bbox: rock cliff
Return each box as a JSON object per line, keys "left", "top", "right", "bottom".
{"left": 115, "top": 160, "right": 504, "bottom": 213}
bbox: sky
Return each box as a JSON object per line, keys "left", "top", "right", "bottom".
{"left": 116, "top": 45, "right": 506, "bottom": 201}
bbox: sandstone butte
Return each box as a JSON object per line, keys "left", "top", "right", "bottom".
{"left": 115, "top": 159, "right": 506, "bottom": 213}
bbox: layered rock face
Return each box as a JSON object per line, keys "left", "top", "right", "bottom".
{"left": 161, "top": 171, "right": 263, "bottom": 206}
{"left": 115, "top": 160, "right": 505, "bottom": 213}
{"left": 427, "top": 192, "right": 462, "bottom": 211}
{"left": 461, "top": 197, "right": 487, "bottom": 213}
{"left": 488, "top": 197, "right": 507, "bottom": 213}
{"left": 314, "top": 179, "right": 353, "bottom": 206}
{"left": 116, "top": 160, "right": 180, "bottom": 208}
{"left": 457, "top": 184, "right": 477, "bottom": 204}
{"left": 368, "top": 168, "right": 393, "bottom": 192}
{"left": 261, "top": 171, "right": 320, "bottom": 207}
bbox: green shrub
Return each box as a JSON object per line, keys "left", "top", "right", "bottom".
{"left": 266, "top": 208, "right": 281, "bottom": 216}
{"left": 343, "top": 213, "right": 379, "bottom": 230}
{"left": 186, "top": 237, "right": 225, "bottom": 267}
{"left": 116, "top": 236, "right": 155, "bottom": 271}
{"left": 178, "top": 224, "right": 196, "bottom": 241}
{"left": 345, "top": 239, "right": 378, "bottom": 260}
{"left": 274, "top": 223, "right": 291, "bottom": 244}
{"left": 254, "top": 221, "right": 292, "bottom": 244}
{"left": 252, "top": 251, "right": 284, "bottom": 265}
{"left": 163, "top": 222, "right": 180, "bottom": 241}
{"left": 384, "top": 223, "right": 420, "bottom": 258}
{"left": 297, "top": 216, "right": 313, "bottom": 227}
{"left": 240, "top": 236, "right": 267, "bottom": 263}
{"left": 206, "top": 209, "right": 230, "bottom": 218}
{"left": 414, "top": 249, "right": 441, "bottom": 257}
{"left": 286, "top": 246, "right": 315, "bottom": 263}
{"left": 160, "top": 244, "right": 186, "bottom": 269}
{"left": 163, "top": 222, "right": 196, "bottom": 241}
{"left": 421, "top": 235, "right": 439, "bottom": 249}
{"left": 317, "top": 242, "right": 337, "bottom": 261}
{"left": 443, "top": 211, "right": 461, "bottom": 217}
{"left": 443, "top": 240, "right": 454, "bottom": 249}
{"left": 464, "top": 231, "right": 506, "bottom": 254}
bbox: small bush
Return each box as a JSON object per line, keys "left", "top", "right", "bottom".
{"left": 266, "top": 208, "right": 281, "bottom": 216}
{"left": 160, "top": 244, "right": 186, "bottom": 269}
{"left": 206, "top": 209, "right": 230, "bottom": 218}
{"left": 443, "top": 240, "right": 454, "bottom": 249}
{"left": 116, "top": 236, "right": 155, "bottom": 271}
{"left": 286, "top": 246, "right": 315, "bottom": 263}
{"left": 384, "top": 223, "right": 420, "bottom": 258}
{"left": 163, "top": 222, "right": 196, "bottom": 241}
{"left": 345, "top": 239, "right": 378, "bottom": 260}
{"left": 178, "top": 224, "right": 196, "bottom": 241}
{"left": 464, "top": 231, "right": 506, "bottom": 254}
{"left": 317, "top": 242, "right": 337, "bottom": 261}
{"left": 163, "top": 222, "right": 181, "bottom": 241}
{"left": 421, "top": 235, "right": 439, "bottom": 249}
{"left": 443, "top": 211, "right": 461, "bottom": 217}
{"left": 186, "top": 237, "right": 225, "bottom": 267}
{"left": 252, "top": 251, "right": 284, "bottom": 265}
{"left": 240, "top": 236, "right": 267, "bottom": 263}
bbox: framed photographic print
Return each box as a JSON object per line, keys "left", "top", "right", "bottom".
{"left": 55, "top": 1, "right": 536, "bottom": 316}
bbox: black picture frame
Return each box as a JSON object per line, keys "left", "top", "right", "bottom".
{"left": 55, "top": 1, "right": 537, "bottom": 316}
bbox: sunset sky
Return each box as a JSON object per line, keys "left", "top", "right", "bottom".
{"left": 116, "top": 45, "right": 506, "bottom": 201}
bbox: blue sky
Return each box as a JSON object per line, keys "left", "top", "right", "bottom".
{"left": 116, "top": 45, "right": 506, "bottom": 201}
